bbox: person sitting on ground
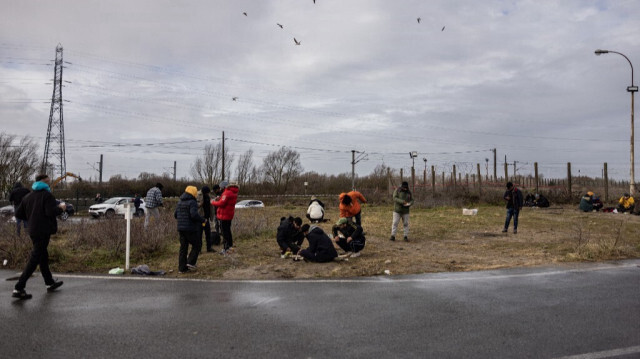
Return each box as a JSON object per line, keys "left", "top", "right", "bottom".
{"left": 339, "top": 190, "right": 367, "bottom": 226}
{"left": 524, "top": 193, "right": 536, "bottom": 207}
{"left": 532, "top": 193, "right": 550, "bottom": 208}
{"left": 306, "top": 196, "right": 325, "bottom": 223}
{"left": 579, "top": 191, "right": 603, "bottom": 212}
{"left": 295, "top": 224, "right": 337, "bottom": 263}
{"left": 616, "top": 193, "right": 635, "bottom": 213}
{"left": 276, "top": 216, "right": 304, "bottom": 258}
{"left": 332, "top": 217, "right": 366, "bottom": 258}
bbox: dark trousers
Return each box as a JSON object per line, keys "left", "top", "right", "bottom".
{"left": 299, "top": 249, "right": 336, "bottom": 263}
{"left": 15, "top": 235, "right": 54, "bottom": 291}
{"left": 353, "top": 211, "right": 362, "bottom": 226}
{"left": 220, "top": 220, "right": 233, "bottom": 250}
{"left": 15, "top": 218, "right": 28, "bottom": 235}
{"left": 179, "top": 231, "right": 201, "bottom": 272}
{"left": 202, "top": 220, "right": 212, "bottom": 250}
{"left": 504, "top": 208, "right": 520, "bottom": 230}
{"left": 335, "top": 237, "right": 365, "bottom": 253}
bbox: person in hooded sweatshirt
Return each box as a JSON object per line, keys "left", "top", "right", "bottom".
{"left": 296, "top": 224, "right": 338, "bottom": 263}
{"left": 211, "top": 181, "right": 239, "bottom": 255}
{"left": 9, "top": 181, "right": 30, "bottom": 235}
{"left": 12, "top": 174, "right": 65, "bottom": 300}
{"left": 306, "top": 196, "right": 325, "bottom": 223}
{"left": 174, "top": 186, "right": 206, "bottom": 273}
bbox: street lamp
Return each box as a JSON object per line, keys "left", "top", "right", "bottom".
{"left": 410, "top": 151, "right": 418, "bottom": 192}
{"left": 595, "top": 49, "right": 638, "bottom": 195}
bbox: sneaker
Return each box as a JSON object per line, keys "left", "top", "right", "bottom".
{"left": 501, "top": 228, "right": 508, "bottom": 233}
{"left": 178, "top": 269, "right": 191, "bottom": 274}
{"left": 350, "top": 251, "right": 361, "bottom": 258}
{"left": 389, "top": 235, "right": 396, "bottom": 241}
{"left": 46, "top": 280, "right": 63, "bottom": 292}
{"left": 403, "top": 236, "right": 409, "bottom": 242}
{"left": 12, "top": 289, "right": 32, "bottom": 300}
{"left": 186, "top": 264, "right": 197, "bottom": 271}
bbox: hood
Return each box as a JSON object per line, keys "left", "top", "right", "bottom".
{"left": 184, "top": 185, "right": 198, "bottom": 198}
{"left": 180, "top": 192, "right": 196, "bottom": 201}
{"left": 32, "top": 181, "right": 51, "bottom": 192}
{"left": 13, "top": 182, "right": 23, "bottom": 189}
{"left": 225, "top": 186, "right": 239, "bottom": 194}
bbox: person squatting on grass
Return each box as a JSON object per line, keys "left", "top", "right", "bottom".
{"left": 174, "top": 186, "right": 206, "bottom": 273}
{"left": 502, "top": 181, "right": 523, "bottom": 234}
{"left": 579, "top": 191, "right": 603, "bottom": 212}
{"left": 390, "top": 181, "right": 414, "bottom": 242}
{"left": 332, "top": 217, "right": 366, "bottom": 257}
{"left": 211, "top": 181, "right": 239, "bottom": 255}
{"left": 339, "top": 190, "right": 367, "bottom": 226}
{"left": 296, "top": 224, "right": 338, "bottom": 263}
{"left": 306, "top": 196, "right": 325, "bottom": 223}
{"left": 145, "top": 182, "right": 164, "bottom": 228}
{"left": 276, "top": 216, "right": 304, "bottom": 258}
{"left": 616, "top": 193, "right": 635, "bottom": 213}
{"left": 12, "top": 174, "right": 65, "bottom": 300}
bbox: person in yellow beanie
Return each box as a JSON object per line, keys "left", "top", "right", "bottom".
{"left": 174, "top": 185, "right": 206, "bottom": 273}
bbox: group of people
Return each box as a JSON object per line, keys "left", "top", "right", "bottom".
{"left": 580, "top": 191, "right": 638, "bottom": 214}
{"left": 173, "top": 181, "right": 239, "bottom": 274}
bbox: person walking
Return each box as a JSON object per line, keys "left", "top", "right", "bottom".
{"left": 12, "top": 174, "right": 65, "bottom": 300}
{"left": 200, "top": 186, "right": 214, "bottom": 252}
{"left": 211, "top": 181, "right": 239, "bottom": 255}
{"left": 9, "top": 182, "right": 30, "bottom": 235}
{"left": 502, "top": 181, "right": 523, "bottom": 234}
{"left": 144, "top": 183, "right": 164, "bottom": 228}
{"left": 174, "top": 186, "right": 206, "bottom": 273}
{"left": 339, "top": 190, "right": 367, "bottom": 226}
{"left": 332, "top": 218, "right": 366, "bottom": 257}
{"left": 390, "top": 181, "right": 414, "bottom": 242}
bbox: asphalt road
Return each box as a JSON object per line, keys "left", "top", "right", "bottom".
{"left": 1, "top": 260, "right": 639, "bottom": 359}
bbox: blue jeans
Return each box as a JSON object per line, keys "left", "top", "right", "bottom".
{"left": 504, "top": 208, "right": 519, "bottom": 230}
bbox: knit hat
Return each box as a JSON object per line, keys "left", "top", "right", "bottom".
{"left": 506, "top": 182, "right": 513, "bottom": 189}
{"left": 185, "top": 186, "right": 198, "bottom": 198}
{"left": 401, "top": 181, "right": 409, "bottom": 188}
{"left": 311, "top": 195, "right": 317, "bottom": 200}
{"left": 587, "top": 191, "right": 594, "bottom": 196}
{"left": 201, "top": 186, "right": 210, "bottom": 194}
{"left": 336, "top": 218, "right": 348, "bottom": 225}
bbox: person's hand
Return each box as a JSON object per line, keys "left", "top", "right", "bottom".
{"left": 347, "top": 237, "right": 352, "bottom": 243}
{"left": 58, "top": 202, "right": 67, "bottom": 211}
{"left": 333, "top": 236, "right": 339, "bottom": 242}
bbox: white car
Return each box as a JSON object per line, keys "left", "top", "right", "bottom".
{"left": 89, "top": 197, "right": 145, "bottom": 218}
{"left": 235, "top": 200, "right": 265, "bottom": 209}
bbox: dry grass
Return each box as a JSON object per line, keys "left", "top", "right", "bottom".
{"left": 1, "top": 204, "right": 639, "bottom": 279}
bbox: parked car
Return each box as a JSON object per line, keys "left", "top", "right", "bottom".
{"left": 88, "top": 197, "right": 146, "bottom": 219}
{"left": 0, "top": 202, "right": 75, "bottom": 221}
{"left": 235, "top": 200, "right": 265, "bottom": 209}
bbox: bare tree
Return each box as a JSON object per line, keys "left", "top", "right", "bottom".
{"left": 261, "top": 147, "right": 303, "bottom": 193}
{"left": 234, "top": 149, "right": 256, "bottom": 187}
{"left": 190, "top": 143, "right": 234, "bottom": 185}
{"left": 0, "top": 133, "right": 40, "bottom": 196}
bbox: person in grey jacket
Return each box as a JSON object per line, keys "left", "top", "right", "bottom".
{"left": 174, "top": 186, "right": 205, "bottom": 273}
{"left": 390, "top": 181, "right": 414, "bottom": 242}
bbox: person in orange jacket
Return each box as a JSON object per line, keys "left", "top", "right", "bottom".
{"left": 339, "top": 190, "right": 367, "bottom": 226}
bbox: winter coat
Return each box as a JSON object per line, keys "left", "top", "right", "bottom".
{"left": 579, "top": 195, "right": 594, "bottom": 212}
{"left": 339, "top": 191, "right": 366, "bottom": 218}
{"left": 504, "top": 187, "right": 523, "bottom": 209}
{"left": 15, "top": 182, "right": 62, "bottom": 237}
{"left": 533, "top": 195, "right": 550, "bottom": 208}
{"left": 9, "top": 182, "right": 30, "bottom": 208}
{"left": 307, "top": 200, "right": 325, "bottom": 220}
{"left": 332, "top": 221, "right": 366, "bottom": 245}
{"left": 145, "top": 186, "right": 163, "bottom": 208}
{"left": 211, "top": 185, "right": 239, "bottom": 221}
{"left": 174, "top": 192, "right": 205, "bottom": 232}
{"left": 393, "top": 187, "right": 414, "bottom": 214}
{"left": 618, "top": 196, "right": 635, "bottom": 209}
{"left": 305, "top": 226, "right": 337, "bottom": 260}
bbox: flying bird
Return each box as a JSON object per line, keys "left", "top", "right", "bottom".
{"left": 277, "top": 23, "right": 283, "bottom": 29}
{"left": 294, "top": 38, "right": 301, "bottom": 45}
{"left": 232, "top": 97, "right": 238, "bottom": 101}
{"left": 243, "top": 12, "right": 247, "bottom": 16}
{"left": 441, "top": 26, "right": 445, "bottom": 31}
{"left": 417, "top": 17, "right": 421, "bottom": 23}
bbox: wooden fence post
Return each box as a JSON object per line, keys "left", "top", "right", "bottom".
{"left": 604, "top": 162, "right": 609, "bottom": 202}
{"left": 477, "top": 163, "right": 482, "bottom": 195}
{"left": 431, "top": 165, "right": 436, "bottom": 197}
{"left": 504, "top": 162, "right": 508, "bottom": 181}
{"left": 534, "top": 162, "right": 539, "bottom": 194}
{"left": 567, "top": 162, "right": 572, "bottom": 199}
{"left": 453, "top": 165, "right": 457, "bottom": 190}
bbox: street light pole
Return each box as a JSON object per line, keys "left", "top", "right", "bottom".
{"left": 595, "top": 49, "right": 638, "bottom": 195}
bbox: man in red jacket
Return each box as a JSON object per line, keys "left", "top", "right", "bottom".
{"left": 211, "top": 181, "right": 239, "bottom": 255}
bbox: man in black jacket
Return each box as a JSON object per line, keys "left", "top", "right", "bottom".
{"left": 9, "top": 182, "right": 30, "bottom": 235}
{"left": 332, "top": 218, "right": 366, "bottom": 257}
{"left": 276, "top": 216, "right": 304, "bottom": 258}
{"left": 174, "top": 186, "right": 206, "bottom": 273}
{"left": 296, "top": 224, "right": 337, "bottom": 263}
{"left": 502, "top": 182, "right": 524, "bottom": 234}
{"left": 200, "top": 186, "right": 214, "bottom": 252}
{"left": 13, "top": 174, "right": 65, "bottom": 300}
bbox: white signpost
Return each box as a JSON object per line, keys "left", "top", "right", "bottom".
{"left": 124, "top": 202, "right": 131, "bottom": 270}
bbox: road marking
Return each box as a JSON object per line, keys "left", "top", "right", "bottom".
{"left": 554, "top": 345, "right": 640, "bottom": 359}
{"left": 44, "top": 261, "right": 640, "bottom": 284}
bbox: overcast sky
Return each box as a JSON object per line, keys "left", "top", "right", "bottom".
{"left": 1, "top": 0, "right": 639, "bottom": 183}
